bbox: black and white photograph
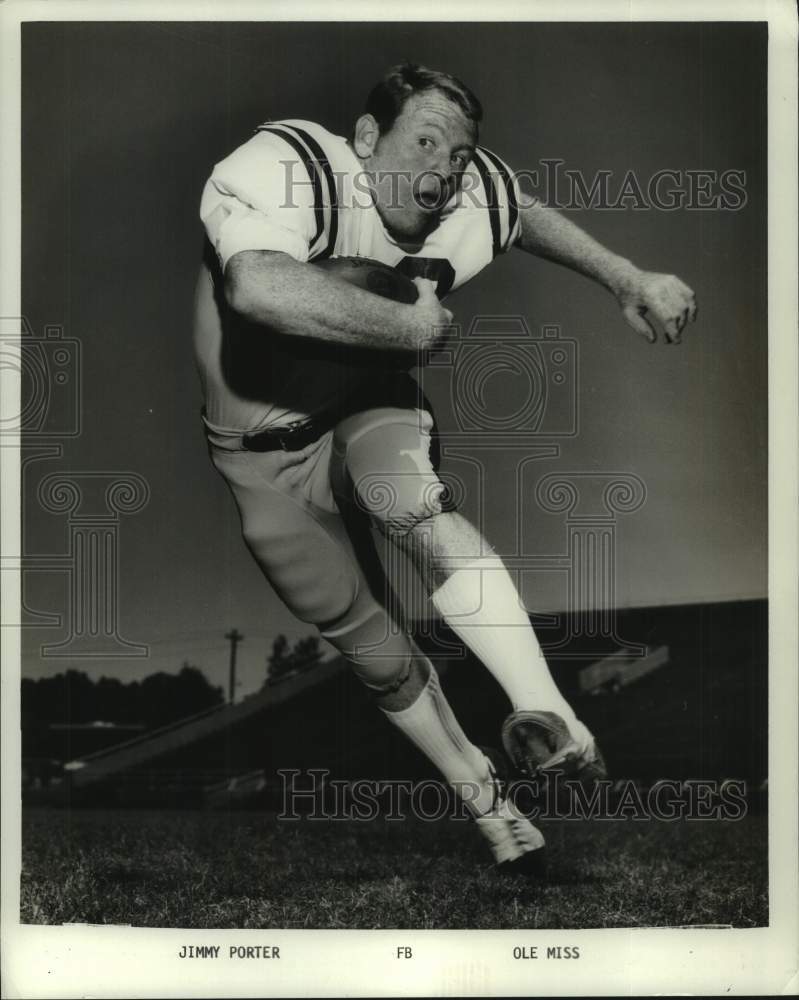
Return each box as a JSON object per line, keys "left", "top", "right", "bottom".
{"left": 1, "top": 1, "right": 797, "bottom": 996}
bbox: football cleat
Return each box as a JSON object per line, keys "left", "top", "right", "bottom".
{"left": 501, "top": 710, "right": 607, "bottom": 784}
{"left": 475, "top": 796, "right": 547, "bottom": 876}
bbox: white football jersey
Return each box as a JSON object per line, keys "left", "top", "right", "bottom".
{"left": 194, "top": 119, "right": 521, "bottom": 431}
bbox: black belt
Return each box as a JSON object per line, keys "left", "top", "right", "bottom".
{"left": 234, "top": 371, "right": 427, "bottom": 453}
{"left": 242, "top": 413, "right": 336, "bottom": 453}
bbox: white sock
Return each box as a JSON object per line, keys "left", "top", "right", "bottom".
{"left": 380, "top": 665, "right": 497, "bottom": 817}
{"left": 431, "top": 555, "right": 577, "bottom": 726}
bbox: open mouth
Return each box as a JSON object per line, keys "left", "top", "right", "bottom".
{"left": 416, "top": 188, "right": 446, "bottom": 211}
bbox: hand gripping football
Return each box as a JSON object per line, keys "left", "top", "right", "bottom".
{"left": 313, "top": 256, "right": 419, "bottom": 304}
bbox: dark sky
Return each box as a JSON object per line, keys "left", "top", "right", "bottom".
{"left": 19, "top": 21, "right": 767, "bottom": 698}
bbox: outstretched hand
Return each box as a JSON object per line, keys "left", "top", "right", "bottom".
{"left": 617, "top": 270, "right": 698, "bottom": 344}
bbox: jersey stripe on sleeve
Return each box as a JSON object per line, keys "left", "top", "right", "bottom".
{"left": 471, "top": 148, "right": 502, "bottom": 258}
{"left": 473, "top": 146, "right": 522, "bottom": 254}
{"left": 282, "top": 124, "right": 340, "bottom": 260}
{"left": 256, "top": 123, "right": 340, "bottom": 261}
{"left": 479, "top": 146, "right": 520, "bottom": 248}
{"left": 257, "top": 125, "right": 326, "bottom": 251}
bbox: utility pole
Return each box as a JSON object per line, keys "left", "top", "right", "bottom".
{"left": 224, "top": 629, "right": 243, "bottom": 704}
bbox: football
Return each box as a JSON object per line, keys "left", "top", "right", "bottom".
{"left": 313, "top": 256, "right": 419, "bottom": 304}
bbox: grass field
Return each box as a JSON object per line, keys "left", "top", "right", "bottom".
{"left": 20, "top": 807, "right": 767, "bottom": 929}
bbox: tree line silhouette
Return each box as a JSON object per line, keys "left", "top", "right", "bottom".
{"left": 22, "top": 664, "right": 224, "bottom": 731}
{"left": 265, "top": 634, "right": 323, "bottom": 685}
{"left": 23, "top": 633, "right": 327, "bottom": 733}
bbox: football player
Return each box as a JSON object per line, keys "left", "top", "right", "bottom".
{"left": 194, "top": 63, "right": 696, "bottom": 872}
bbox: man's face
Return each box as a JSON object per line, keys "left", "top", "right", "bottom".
{"left": 356, "top": 90, "right": 477, "bottom": 245}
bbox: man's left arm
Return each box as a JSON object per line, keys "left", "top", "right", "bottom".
{"left": 515, "top": 200, "right": 697, "bottom": 344}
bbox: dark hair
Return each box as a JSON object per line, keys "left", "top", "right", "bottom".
{"left": 364, "top": 62, "right": 483, "bottom": 134}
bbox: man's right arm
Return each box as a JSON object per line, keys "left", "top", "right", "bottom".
{"left": 201, "top": 132, "right": 450, "bottom": 354}
{"left": 225, "top": 249, "right": 451, "bottom": 354}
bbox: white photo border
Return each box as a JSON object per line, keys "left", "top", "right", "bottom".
{"left": 1, "top": 1, "right": 796, "bottom": 996}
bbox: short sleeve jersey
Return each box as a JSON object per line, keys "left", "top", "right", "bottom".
{"left": 194, "top": 119, "right": 521, "bottom": 431}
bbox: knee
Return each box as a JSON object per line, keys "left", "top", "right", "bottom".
{"left": 355, "top": 649, "right": 413, "bottom": 695}
{"left": 354, "top": 473, "right": 446, "bottom": 538}
{"left": 319, "top": 604, "right": 415, "bottom": 694}
{"left": 332, "top": 409, "right": 449, "bottom": 537}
